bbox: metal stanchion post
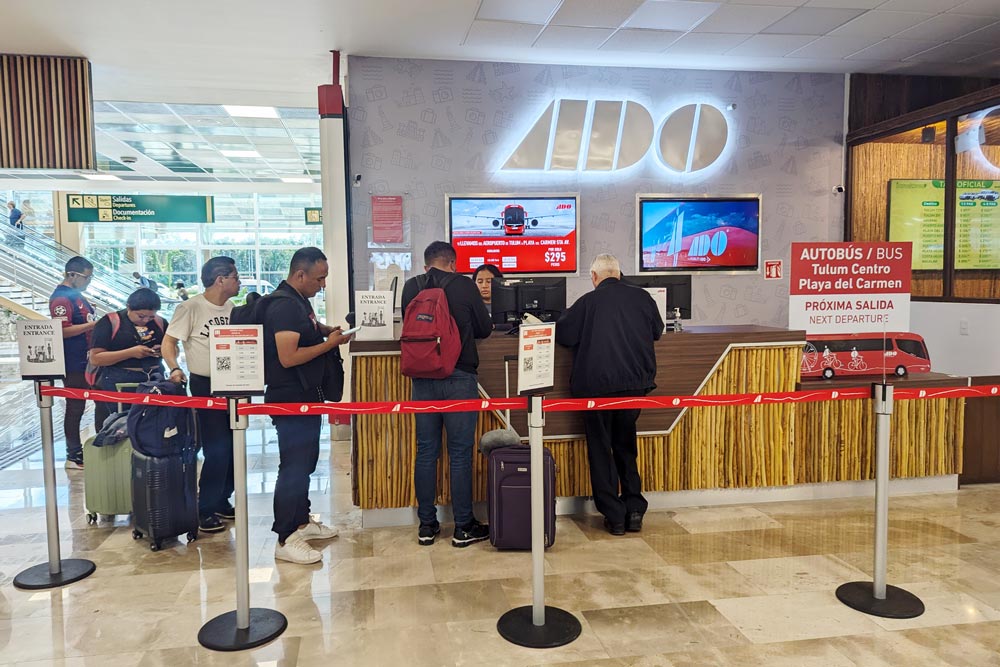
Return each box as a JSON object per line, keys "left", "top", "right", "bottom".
{"left": 836, "top": 383, "right": 924, "bottom": 618}
{"left": 14, "top": 380, "right": 96, "bottom": 590}
{"left": 198, "top": 397, "right": 287, "bottom": 651}
{"left": 497, "top": 394, "right": 581, "bottom": 648}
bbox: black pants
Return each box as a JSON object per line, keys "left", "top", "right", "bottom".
{"left": 582, "top": 399, "right": 648, "bottom": 525}
{"left": 189, "top": 374, "right": 235, "bottom": 519}
{"left": 61, "top": 371, "right": 91, "bottom": 459}
{"left": 271, "top": 413, "right": 321, "bottom": 543}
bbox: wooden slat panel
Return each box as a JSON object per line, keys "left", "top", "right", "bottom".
{"left": 0, "top": 54, "right": 94, "bottom": 170}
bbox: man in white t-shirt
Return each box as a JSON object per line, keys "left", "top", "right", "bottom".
{"left": 162, "top": 256, "right": 241, "bottom": 534}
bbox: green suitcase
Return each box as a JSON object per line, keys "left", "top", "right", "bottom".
{"left": 83, "top": 382, "right": 137, "bottom": 524}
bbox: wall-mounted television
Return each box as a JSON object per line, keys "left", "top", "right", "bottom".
{"left": 447, "top": 194, "right": 579, "bottom": 275}
{"left": 637, "top": 194, "right": 761, "bottom": 273}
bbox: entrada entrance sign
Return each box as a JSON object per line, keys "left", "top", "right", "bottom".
{"left": 502, "top": 100, "right": 729, "bottom": 174}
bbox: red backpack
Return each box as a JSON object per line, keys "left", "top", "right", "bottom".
{"left": 84, "top": 311, "right": 165, "bottom": 386}
{"left": 400, "top": 273, "right": 461, "bottom": 379}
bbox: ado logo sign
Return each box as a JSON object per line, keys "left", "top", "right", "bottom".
{"left": 502, "top": 99, "right": 729, "bottom": 174}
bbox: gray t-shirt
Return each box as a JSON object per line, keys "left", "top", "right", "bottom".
{"left": 165, "top": 293, "right": 233, "bottom": 376}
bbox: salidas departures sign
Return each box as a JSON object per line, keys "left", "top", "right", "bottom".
{"left": 65, "top": 193, "right": 214, "bottom": 223}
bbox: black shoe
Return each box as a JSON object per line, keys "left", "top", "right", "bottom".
{"left": 603, "top": 517, "right": 626, "bottom": 536}
{"left": 418, "top": 522, "right": 441, "bottom": 546}
{"left": 452, "top": 519, "right": 490, "bottom": 547}
{"left": 215, "top": 503, "right": 236, "bottom": 520}
{"left": 199, "top": 514, "right": 226, "bottom": 533}
{"left": 626, "top": 511, "right": 644, "bottom": 533}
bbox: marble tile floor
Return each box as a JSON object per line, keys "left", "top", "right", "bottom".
{"left": 2, "top": 441, "right": 1000, "bottom": 665}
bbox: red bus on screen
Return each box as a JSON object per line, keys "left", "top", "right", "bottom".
{"left": 800, "top": 332, "right": 931, "bottom": 380}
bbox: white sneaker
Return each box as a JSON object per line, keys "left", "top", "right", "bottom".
{"left": 296, "top": 517, "right": 338, "bottom": 541}
{"left": 64, "top": 459, "right": 84, "bottom": 470}
{"left": 274, "top": 533, "right": 322, "bottom": 564}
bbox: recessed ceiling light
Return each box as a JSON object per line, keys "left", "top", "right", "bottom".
{"left": 223, "top": 105, "right": 279, "bottom": 119}
{"left": 81, "top": 173, "right": 121, "bottom": 181}
{"left": 280, "top": 177, "right": 314, "bottom": 183}
{"left": 220, "top": 149, "right": 262, "bottom": 158}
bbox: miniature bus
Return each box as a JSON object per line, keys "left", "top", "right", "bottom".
{"left": 800, "top": 332, "right": 930, "bottom": 380}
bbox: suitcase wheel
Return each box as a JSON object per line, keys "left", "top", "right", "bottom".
{"left": 132, "top": 529, "right": 143, "bottom": 540}
{"left": 150, "top": 540, "right": 161, "bottom": 552}
{"left": 187, "top": 531, "right": 198, "bottom": 543}
{"left": 99, "top": 514, "right": 114, "bottom": 523}
{"left": 86, "top": 513, "right": 97, "bottom": 525}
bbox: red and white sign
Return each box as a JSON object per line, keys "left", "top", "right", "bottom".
{"left": 372, "top": 195, "right": 404, "bottom": 244}
{"left": 789, "top": 242, "right": 911, "bottom": 334}
{"left": 764, "top": 259, "right": 782, "bottom": 280}
{"left": 210, "top": 325, "right": 264, "bottom": 395}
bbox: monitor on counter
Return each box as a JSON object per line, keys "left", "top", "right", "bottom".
{"left": 637, "top": 195, "right": 760, "bottom": 273}
{"left": 491, "top": 277, "right": 566, "bottom": 327}
{"left": 447, "top": 194, "right": 579, "bottom": 276}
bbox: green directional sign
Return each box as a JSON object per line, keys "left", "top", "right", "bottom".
{"left": 304, "top": 207, "right": 323, "bottom": 225}
{"left": 65, "top": 194, "right": 214, "bottom": 223}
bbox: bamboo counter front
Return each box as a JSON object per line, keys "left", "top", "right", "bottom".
{"left": 349, "top": 326, "right": 964, "bottom": 509}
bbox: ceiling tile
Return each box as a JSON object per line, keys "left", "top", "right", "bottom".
{"left": 894, "top": 13, "right": 994, "bottom": 41}
{"left": 728, "top": 0, "right": 806, "bottom": 5}
{"left": 476, "top": 0, "right": 563, "bottom": 24}
{"left": 662, "top": 32, "right": 750, "bottom": 54}
{"left": 465, "top": 20, "right": 543, "bottom": 48}
{"left": 725, "top": 34, "right": 815, "bottom": 56}
{"left": 693, "top": 4, "right": 796, "bottom": 33}
{"left": 550, "top": 0, "right": 645, "bottom": 29}
{"left": 877, "top": 0, "right": 965, "bottom": 10}
{"left": 830, "top": 11, "right": 934, "bottom": 39}
{"left": 958, "top": 21, "right": 1000, "bottom": 42}
{"left": 762, "top": 7, "right": 865, "bottom": 35}
{"left": 600, "top": 28, "right": 682, "bottom": 52}
{"left": 804, "top": 0, "right": 882, "bottom": 7}
{"left": 846, "top": 38, "right": 941, "bottom": 60}
{"left": 951, "top": 0, "right": 1000, "bottom": 17}
{"left": 786, "top": 35, "right": 878, "bottom": 58}
{"left": 904, "top": 40, "right": 994, "bottom": 62}
{"left": 624, "top": 1, "right": 720, "bottom": 32}
{"left": 533, "top": 25, "right": 616, "bottom": 49}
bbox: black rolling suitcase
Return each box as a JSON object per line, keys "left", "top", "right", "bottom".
{"left": 130, "top": 447, "right": 199, "bottom": 551}
{"left": 487, "top": 446, "right": 556, "bottom": 550}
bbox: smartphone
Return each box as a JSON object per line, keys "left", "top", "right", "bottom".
{"left": 341, "top": 325, "right": 362, "bottom": 336}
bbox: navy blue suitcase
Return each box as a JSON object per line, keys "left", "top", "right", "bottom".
{"left": 487, "top": 445, "right": 556, "bottom": 550}
{"left": 130, "top": 448, "right": 199, "bottom": 551}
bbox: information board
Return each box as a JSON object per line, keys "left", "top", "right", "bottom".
{"left": 887, "top": 180, "right": 944, "bottom": 270}
{"left": 66, "top": 193, "right": 214, "bottom": 223}
{"left": 956, "top": 180, "right": 1000, "bottom": 270}
{"left": 17, "top": 320, "right": 65, "bottom": 379}
{"left": 517, "top": 323, "right": 556, "bottom": 395}
{"left": 209, "top": 325, "right": 264, "bottom": 395}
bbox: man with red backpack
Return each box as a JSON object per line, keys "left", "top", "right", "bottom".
{"left": 400, "top": 241, "right": 493, "bottom": 547}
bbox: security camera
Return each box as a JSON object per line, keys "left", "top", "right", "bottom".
{"left": 353, "top": 174, "right": 362, "bottom": 187}
{"left": 726, "top": 103, "right": 737, "bottom": 111}
{"left": 832, "top": 185, "right": 845, "bottom": 194}
{"left": 120, "top": 155, "right": 138, "bottom": 164}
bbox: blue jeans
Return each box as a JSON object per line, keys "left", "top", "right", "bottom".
{"left": 190, "top": 374, "right": 234, "bottom": 519}
{"left": 411, "top": 369, "right": 479, "bottom": 527}
{"left": 271, "top": 414, "right": 321, "bottom": 543}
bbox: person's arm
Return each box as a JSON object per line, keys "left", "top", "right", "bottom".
{"left": 555, "top": 300, "right": 583, "bottom": 348}
{"left": 90, "top": 345, "right": 159, "bottom": 367}
{"left": 400, "top": 276, "right": 419, "bottom": 314}
{"left": 161, "top": 334, "right": 186, "bottom": 382}
{"left": 274, "top": 330, "right": 350, "bottom": 369}
{"left": 163, "top": 306, "right": 192, "bottom": 381}
{"left": 50, "top": 296, "right": 96, "bottom": 338}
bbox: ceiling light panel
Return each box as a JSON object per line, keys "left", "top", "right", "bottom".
{"left": 465, "top": 20, "right": 544, "bottom": 48}
{"left": 220, "top": 149, "right": 262, "bottom": 158}
{"left": 476, "top": 0, "right": 563, "bottom": 24}
{"left": 830, "top": 11, "right": 934, "bottom": 39}
{"left": 601, "top": 28, "right": 682, "bottom": 52}
{"left": 694, "top": 4, "right": 795, "bottom": 33}
{"left": 549, "top": 0, "right": 646, "bottom": 29}
{"left": 223, "top": 105, "right": 279, "bottom": 119}
{"left": 763, "top": 8, "right": 866, "bottom": 35}
{"left": 534, "top": 25, "right": 616, "bottom": 49}
{"left": 625, "top": 1, "right": 720, "bottom": 32}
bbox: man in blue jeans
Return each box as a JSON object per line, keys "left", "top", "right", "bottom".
{"left": 401, "top": 241, "right": 494, "bottom": 547}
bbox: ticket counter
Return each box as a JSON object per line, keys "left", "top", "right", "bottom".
{"left": 349, "top": 326, "right": 965, "bottom": 510}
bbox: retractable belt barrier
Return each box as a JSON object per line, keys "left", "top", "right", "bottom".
{"left": 39, "top": 383, "right": 1000, "bottom": 414}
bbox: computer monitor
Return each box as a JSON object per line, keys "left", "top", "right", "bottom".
{"left": 622, "top": 274, "right": 692, "bottom": 319}
{"left": 491, "top": 277, "right": 567, "bottom": 326}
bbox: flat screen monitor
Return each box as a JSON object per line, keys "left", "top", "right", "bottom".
{"left": 637, "top": 195, "right": 760, "bottom": 273}
{"left": 621, "top": 275, "right": 692, "bottom": 319}
{"left": 491, "top": 277, "right": 566, "bottom": 326}
{"left": 447, "top": 194, "right": 579, "bottom": 276}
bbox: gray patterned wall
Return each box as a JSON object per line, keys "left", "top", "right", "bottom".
{"left": 347, "top": 56, "right": 845, "bottom": 327}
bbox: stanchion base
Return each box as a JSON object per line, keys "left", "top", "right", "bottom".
{"left": 836, "top": 581, "right": 925, "bottom": 619}
{"left": 497, "top": 606, "right": 582, "bottom": 648}
{"left": 13, "top": 558, "right": 95, "bottom": 590}
{"left": 198, "top": 608, "right": 288, "bottom": 651}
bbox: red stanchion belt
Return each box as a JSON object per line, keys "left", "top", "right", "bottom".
{"left": 41, "top": 384, "right": 1000, "bottom": 416}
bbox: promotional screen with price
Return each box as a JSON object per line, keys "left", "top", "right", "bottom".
{"left": 448, "top": 195, "right": 578, "bottom": 275}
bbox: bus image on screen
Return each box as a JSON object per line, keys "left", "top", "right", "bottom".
{"left": 447, "top": 194, "right": 579, "bottom": 275}
{"left": 800, "top": 332, "right": 931, "bottom": 380}
{"left": 637, "top": 195, "right": 760, "bottom": 273}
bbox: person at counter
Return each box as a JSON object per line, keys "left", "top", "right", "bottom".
{"left": 473, "top": 263, "right": 503, "bottom": 308}
{"left": 556, "top": 254, "right": 663, "bottom": 536}
{"left": 401, "top": 241, "right": 493, "bottom": 547}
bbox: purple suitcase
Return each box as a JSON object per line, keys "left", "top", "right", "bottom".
{"left": 487, "top": 445, "right": 556, "bottom": 550}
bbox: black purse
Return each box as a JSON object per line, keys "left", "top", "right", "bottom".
{"left": 317, "top": 346, "right": 344, "bottom": 402}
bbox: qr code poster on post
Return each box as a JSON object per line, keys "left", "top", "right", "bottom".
{"left": 216, "top": 356, "right": 232, "bottom": 372}
{"left": 209, "top": 325, "right": 264, "bottom": 395}
{"left": 522, "top": 357, "right": 533, "bottom": 373}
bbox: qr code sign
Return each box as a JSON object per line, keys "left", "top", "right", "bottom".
{"left": 216, "top": 356, "right": 232, "bottom": 372}
{"left": 522, "top": 358, "right": 533, "bottom": 372}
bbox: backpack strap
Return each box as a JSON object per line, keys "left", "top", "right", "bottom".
{"left": 109, "top": 311, "right": 122, "bottom": 340}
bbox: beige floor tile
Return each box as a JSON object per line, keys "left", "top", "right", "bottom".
{"left": 373, "top": 579, "right": 512, "bottom": 629}
{"left": 644, "top": 528, "right": 812, "bottom": 566}
{"left": 828, "top": 621, "right": 1000, "bottom": 667}
{"left": 429, "top": 542, "right": 536, "bottom": 584}
{"left": 499, "top": 568, "right": 675, "bottom": 611}
{"left": 671, "top": 506, "right": 782, "bottom": 534}
{"left": 544, "top": 535, "right": 670, "bottom": 575}
{"left": 710, "top": 590, "right": 884, "bottom": 643}
{"left": 864, "top": 580, "right": 1000, "bottom": 632}
{"left": 328, "top": 552, "right": 435, "bottom": 592}
{"left": 727, "top": 555, "right": 870, "bottom": 595}
{"left": 646, "top": 562, "right": 766, "bottom": 603}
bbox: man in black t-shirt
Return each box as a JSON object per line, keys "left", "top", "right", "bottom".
{"left": 262, "top": 247, "right": 352, "bottom": 565}
{"left": 49, "top": 256, "right": 97, "bottom": 469}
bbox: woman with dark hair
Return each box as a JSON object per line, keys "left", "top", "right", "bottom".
{"left": 473, "top": 263, "right": 503, "bottom": 307}
{"left": 89, "top": 288, "right": 168, "bottom": 428}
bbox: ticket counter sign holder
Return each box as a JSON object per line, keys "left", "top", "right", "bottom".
{"left": 517, "top": 323, "right": 556, "bottom": 395}
{"left": 13, "top": 321, "right": 96, "bottom": 590}
{"left": 200, "top": 325, "right": 286, "bottom": 651}
{"left": 789, "top": 242, "right": 912, "bottom": 335}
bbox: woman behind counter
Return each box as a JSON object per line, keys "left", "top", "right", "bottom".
{"left": 473, "top": 263, "right": 503, "bottom": 308}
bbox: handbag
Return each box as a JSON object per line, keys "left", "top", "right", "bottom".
{"left": 316, "top": 346, "right": 344, "bottom": 403}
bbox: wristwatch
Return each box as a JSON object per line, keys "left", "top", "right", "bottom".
{"left": 169, "top": 367, "right": 183, "bottom": 375}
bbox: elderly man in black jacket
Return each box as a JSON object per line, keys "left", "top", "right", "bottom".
{"left": 556, "top": 254, "right": 664, "bottom": 535}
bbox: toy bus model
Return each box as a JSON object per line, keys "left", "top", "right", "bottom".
{"left": 800, "top": 331, "right": 930, "bottom": 380}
